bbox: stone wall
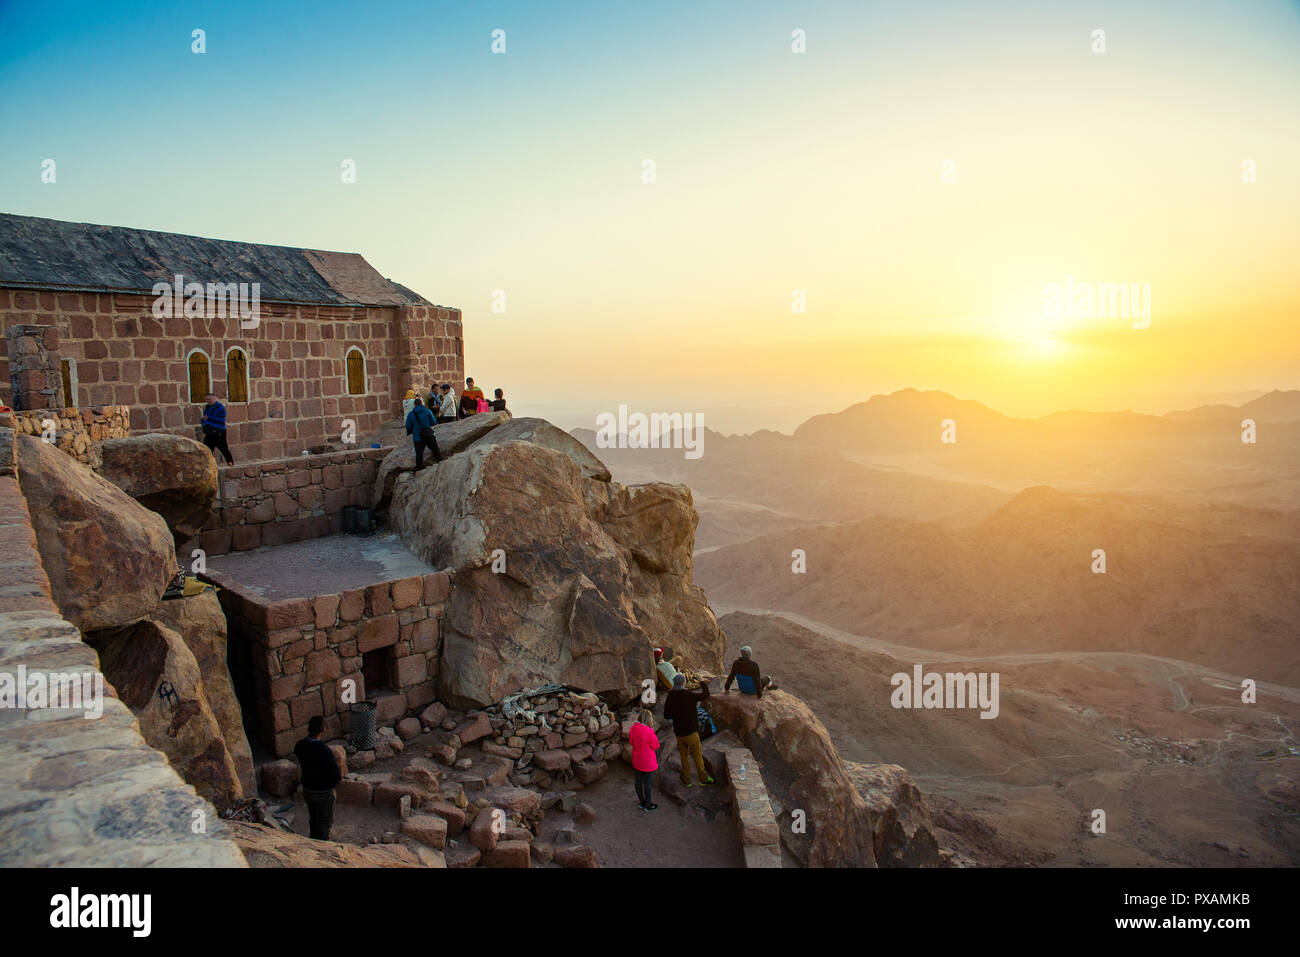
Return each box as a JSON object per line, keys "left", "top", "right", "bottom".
{"left": 0, "top": 465, "right": 245, "bottom": 866}
{"left": 0, "top": 405, "right": 131, "bottom": 469}
{"left": 189, "top": 446, "right": 389, "bottom": 556}
{"left": 0, "top": 289, "right": 465, "bottom": 463}
{"left": 725, "top": 748, "right": 783, "bottom": 867}
{"left": 3, "top": 322, "right": 61, "bottom": 411}
{"left": 208, "top": 568, "right": 451, "bottom": 756}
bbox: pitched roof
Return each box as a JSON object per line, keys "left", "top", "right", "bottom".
{"left": 0, "top": 213, "right": 429, "bottom": 306}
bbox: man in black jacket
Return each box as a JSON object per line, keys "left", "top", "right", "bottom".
{"left": 404, "top": 396, "right": 441, "bottom": 470}
{"left": 294, "top": 716, "right": 342, "bottom": 840}
{"left": 662, "top": 673, "right": 714, "bottom": 787}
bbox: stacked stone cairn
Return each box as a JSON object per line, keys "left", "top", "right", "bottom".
{"left": 480, "top": 686, "right": 623, "bottom": 788}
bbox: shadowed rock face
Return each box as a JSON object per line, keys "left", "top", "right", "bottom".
{"left": 845, "top": 762, "right": 943, "bottom": 868}
{"left": 9, "top": 429, "right": 175, "bottom": 632}
{"left": 95, "top": 434, "right": 218, "bottom": 545}
{"left": 89, "top": 617, "right": 245, "bottom": 809}
{"left": 150, "top": 591, "right": 255, "bottom": 797}
{"left": 385, "top": 418, "right": 724, "bottom": 708}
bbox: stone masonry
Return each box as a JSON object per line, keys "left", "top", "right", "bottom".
{"left": 4, "top": 323, "right": 61, "bottom": 411}
{"left": 210, "top": 567, "right": 452, "bottom": 756}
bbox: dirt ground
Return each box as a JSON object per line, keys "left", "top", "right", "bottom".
{"left": 540, "top": 759, "right": 743, "bottom": 868}
{"left": 262, "top": 725, "right": 745, "bottom": 868}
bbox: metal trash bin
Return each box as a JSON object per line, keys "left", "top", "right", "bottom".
{"left": 350, "top": 700, "right": 377, "bottom": 750}
{"left": 351, "top": 505, "right": 374, "bottom": 536}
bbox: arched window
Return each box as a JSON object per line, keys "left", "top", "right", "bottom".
{"left": 187, "top": 350, "right": 210, "bottom": 402}
{"left": 346, "top": 347, "right": 366, "bottom": 395}
{"left": 60, "top": 358, "right": 77, "bottom": 408}
{"left": 225, "top": 348, "right": 248, "bottom": 403}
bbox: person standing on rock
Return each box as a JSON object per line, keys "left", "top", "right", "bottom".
{"left": 490, "top": 387, "right": 508, "bottom": 413}
{"left": 294, "top": 715, "right": 341, "bottom": 840}
{"left": 662, "top": 673, "right": 714, "bottom": 788}
{"left": 437, "top": 384, "right": 457, "bottom": 424}
{"left": 459, "top": 377, "right": 484, "bottom": 417}
{"left": 405, "top": 396, "right": 441, "bottom": 470}
{"left": 201, "top": 392, "right": 234, "bottom": 466}
{"left": 629, "top": 708, "right": 660, "bottom": 811}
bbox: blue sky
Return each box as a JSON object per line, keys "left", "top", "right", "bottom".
{"left": 3, "top": 0, "right": 1298, "bottom": 432}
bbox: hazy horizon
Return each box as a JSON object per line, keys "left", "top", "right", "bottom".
{"left": 547, "top": 384, "right": 1284, "bottom": 437}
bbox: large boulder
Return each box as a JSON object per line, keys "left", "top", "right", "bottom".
{"left": 468, "top": 417, "right": 611, "bottom": 481}
{"left": 372, "top": 411, "right": 511, "bottom": 511}
{"left": 9, "top": 430, "right": 175, "bottom": 632}
{"left": 88, "top": 617, "right": 245, "bottom": 809}
{"left": 705, "top": 691, "right": 879, "bottom": 867}
{"left": 150, "top": 590, "right": 256, "bottom": 797}
{"left": 388, "top": 434, "right": 723, "bottom": 707}
{"left": 845, "top": 762, "right": 944, "bottom": 868}
{"left": 95, "top": 434, "right": 218, "bottom": 544}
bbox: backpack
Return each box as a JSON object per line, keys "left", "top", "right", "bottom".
{"left": 696, "top": 705, "right": 717, "bottom": 740}
{"left": 476, "top": 398, "right": 490, "bottom": 414}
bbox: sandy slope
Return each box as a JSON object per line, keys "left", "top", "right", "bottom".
{"left": 716, "top": 610, "right": 1300, "bottom": 866}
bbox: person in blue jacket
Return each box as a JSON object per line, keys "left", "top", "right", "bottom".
{"left": 405, "top": 396, "right": 441, "bottom": 469}
{"left": 201, "top": 392, "right": 234, "bottom": 465}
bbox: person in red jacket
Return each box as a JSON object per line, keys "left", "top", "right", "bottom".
{"left": 628, "top": 708, "right": 660, "bottom": 811}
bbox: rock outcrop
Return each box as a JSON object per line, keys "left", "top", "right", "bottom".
{"left": 230, "top": 822, "right": 425, "bottom": 867}
{"left": 386, "top": 420, "right": 723, "bottom": 707}
{"left": 845, "top": 762, "right": 944, "bottom": 868}
{"left": 88, "top": 617, "right": 246, "bottom": 809}
{"left": 95, "top": 434, "right": 218, "bottom": 544}
{"left": 372, "top": 412, "right": 511, "bottom": 510}
{"left": 705, "top": 690, "right": 880, "bottom": 867}
{"left": 150, "top": 590, "right": 256, "bottom": 797}
{"left": 8, "top": 430, "right": 175, "bottom": 632}
{"left": 467, "top": 417, "right": 611, "bottom": 481}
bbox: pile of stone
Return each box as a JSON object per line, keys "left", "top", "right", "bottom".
{"left": 1, "top": 405, "right": 131, "bottom": 467}
{"left": 475, "top": 687, "right": 623, "bottom": 790}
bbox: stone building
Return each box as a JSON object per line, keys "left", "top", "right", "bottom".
{"left": 0, "top": 213, "right": 464, "bottom": 462}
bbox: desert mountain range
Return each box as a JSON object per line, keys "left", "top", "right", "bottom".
{"left": 573, "top": 387, "right": 1300, "bottom": 865}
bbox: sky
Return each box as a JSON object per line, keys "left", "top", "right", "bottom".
{"left": 2, "top": 0, "right": 1298, "bottom": 434}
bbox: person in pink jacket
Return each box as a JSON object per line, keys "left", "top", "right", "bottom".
{"left": 629, "top": 708, "right": 660, "bottom": 811}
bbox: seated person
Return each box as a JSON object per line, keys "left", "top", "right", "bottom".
{"left": 654, "top": 647, "right": 678, "bottom": 690}
{"left": 724, "top": 645, "right": 777, "bottom": 698}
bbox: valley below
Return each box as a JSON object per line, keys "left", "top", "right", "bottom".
{"left": 580, "top": 388, "right": 1300, "bottom": 867}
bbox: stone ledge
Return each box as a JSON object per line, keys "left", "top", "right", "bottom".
{"left": 724, "top": 748, "right": 782, "bottom": 867}
{"left": 0, "top": 468, "right": 245, "bottom": 867}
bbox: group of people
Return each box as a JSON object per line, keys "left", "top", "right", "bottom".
{"left": 403, "top": 376, "right": 508, "bottom": 469}
{"left": 293, "top": 644, "right": 778, "bottom": 841}
{"left": 198, "top": 376, "right": 509, "bottom": 469}
{"left": 628, "top": 645, "right": 778, "bottom": 812}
